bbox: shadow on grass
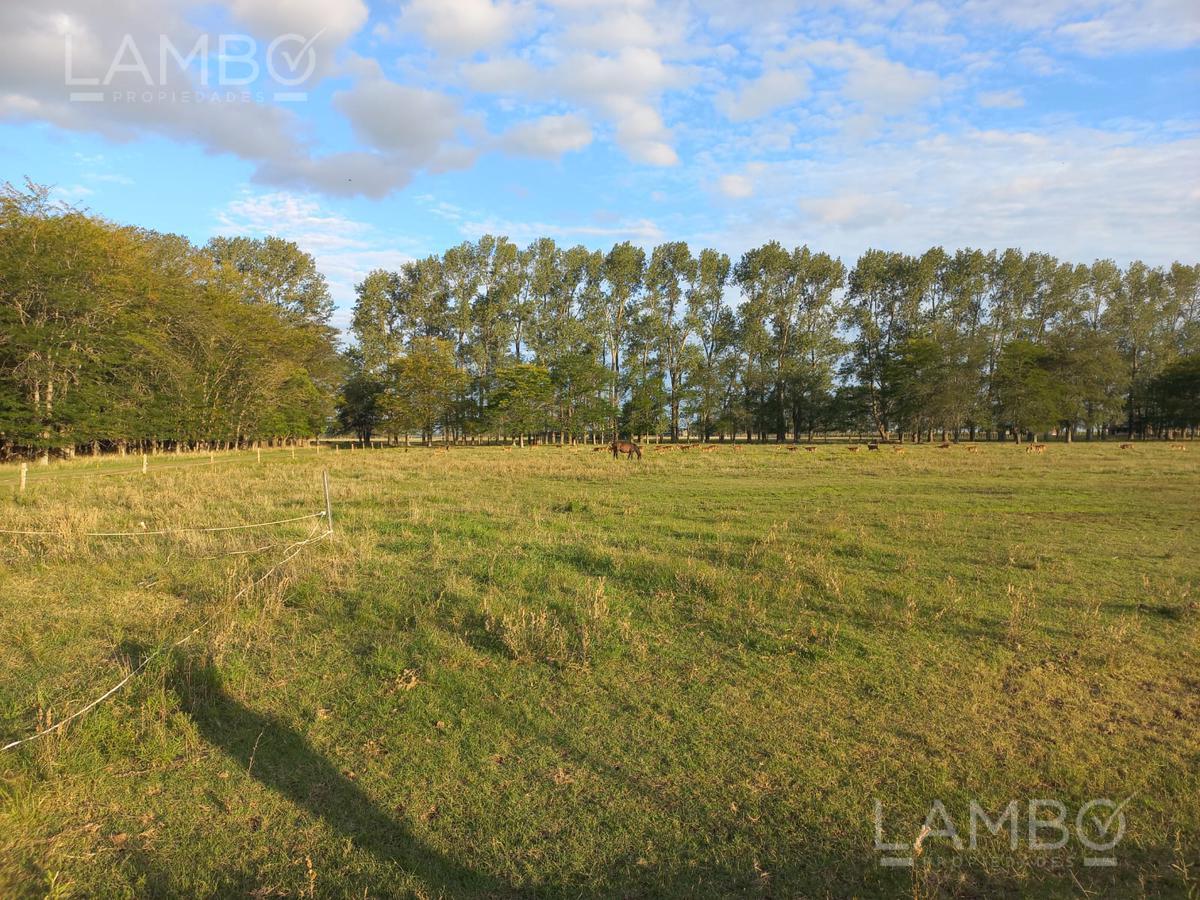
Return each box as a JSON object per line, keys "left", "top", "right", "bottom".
{"left": 170, "top": 657, "right": 507, "bottom": 898}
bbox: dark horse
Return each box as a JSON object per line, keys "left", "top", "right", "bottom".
{"left": 610, "top": 440, "right": 642, "bottom": 460}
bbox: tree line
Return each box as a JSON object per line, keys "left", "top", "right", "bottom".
{"left": 342, "top": 235, "right": 1200, "bottom": 445}
{"left": 1, "top": 182, "right": 341, "bottom": 462}
{"left": 4, "top": 178, "right": 1198, "bottom": 458}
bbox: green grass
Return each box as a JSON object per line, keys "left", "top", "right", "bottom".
{"left": 1, "top": 442, "right": 1198, "bottom": 898}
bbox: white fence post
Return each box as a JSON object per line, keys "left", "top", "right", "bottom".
{"left": 322, "top": 470, "right": 334, "bottom": 535}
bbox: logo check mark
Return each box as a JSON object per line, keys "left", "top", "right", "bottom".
{"left": 280, "top": 29, "right": 324, "bottom": 73}
{"left": 1090, "top": 795, "right": 1134, "bottom": 836}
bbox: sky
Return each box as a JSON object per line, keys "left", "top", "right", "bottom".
{"left": 1, "top": 0, "right": 1198, "bottom": 330}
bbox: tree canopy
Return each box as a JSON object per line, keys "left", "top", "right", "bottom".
{"left": 4, "top": 180, "right": 1197, "bottom": 457}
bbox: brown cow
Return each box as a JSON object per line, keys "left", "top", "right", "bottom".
{"left": 804, "top": 446, "right": 818, "bottom": 452}
{"left": 965, "top": 445, "right": 980, "bottom": 454}
{"left": 1026, "top": 444, "right": 1046, "bottom": 454}
{"left": 1119, "top": 442, "right": 1134, "bottom": 450}
{"left": 893, "top": 446, "right": 906, "bottom": 454}
{"left": 847, "top": 445, "right": 861, "bottom": 453}
{"left": 1170, "top": 444, "right": 1187, "bottom": 451}
{"left": 938, "top": 442, "right": 952, "bottom": 449}
{"left": 611, "top": 440, "right": 642, "bottom": 460}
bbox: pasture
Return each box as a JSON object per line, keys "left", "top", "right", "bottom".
{"left": 1, "top": 443, "right": 1198, "bottom": 898}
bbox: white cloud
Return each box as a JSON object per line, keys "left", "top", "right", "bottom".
{"left": 756, "top": 38, "right": 944, "bottom": 137}
{"left": 0, "top": 0, "right": 305, "bottom": 164}
{"left": 717, "top": 173, "right": 754, "bottom": 198}
{"left": 963, "top": 0, "right": 1200, "bottom": 53}
{"left": 706, "top": 126, "right": 1200, "bottom": 266}
{"left": 462, "top": 56, "right": 541, "bottom": 92}
{"left": 0, "top": 0, "right": 401, "bottom": 198}
{"left": 561, "top": 7, "right": 687, "bottom": 50}
{"left": 1056, "top": 0, "right": 1200, "bottom": 54}
{"left": 834, "top": 45, "right": 942, "bottom": 115}
{"left": 418, "top": 193, "right": 664, "bottom": 242}
{"left": 50, "top": 183, "right": 94, "bottom": 202}
{"left": 716, "top": 68, "right": 810, "bottom": 122}
{"left": 253, "top": 151, "right": 417, "bottom": 198}
{"left": 978, "top": 89, "right": 1025, "bottom": 109}
{"left": 214, "top": 191, "right": 417, "bottom": 314}
{"left": 400, "top": 0, "right": 532, "bottom": 56}
{"left": 466, "top": 46, "right": 688, "bottom": 165}
{"left": 461, "top": 215, "right": 665, "bottom": 243}
{"left": 1011, "top": 45, "right": 1064, "bottom": 76}
{"left": 228, "top": 0, "right": 367, "bottom": 43}
{"left": 334, "top": 75, "right": 468, "bottom": 164}
{"left": 227, "top": 0, "right": 368, "bottom": 76}
{"left": 499, "top": 113, "right": 593, "bottom": 157}
{"left": 799, "top": 191, "right": 908, "bottom": 228}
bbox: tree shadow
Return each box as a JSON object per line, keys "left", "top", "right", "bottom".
{"left": 170, "top": 657, "right": 508, "bottom": 897}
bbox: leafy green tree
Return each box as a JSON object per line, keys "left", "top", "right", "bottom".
{"left": 8, "top": 184, "right": 1200, "bottom": 459}
{"left": 1105, "top": 261, "right": 1172, "bottom": 437}
{"left": 383, "top": 338, "right": 467, "bottom": 445}
{"left": 645, "top": 241, "right": 697, "bottom": 440}
{"left": 600, "top": 242, "right": 646, "bottom": 419}
{"left": 844, "top": 249, "right": 925, "bottom": 439}
{"left": 352, "top": 269, "right": 404, "bottom": 374}
{"left": 1148, "top": 354, "right": 1200, "bottom": 434}
{"left": 491, "top": 364, "right": 554, "bottom": 446}
{"left": 206, "top": 235, "right": 334, "bottom": 326}
{"left": 686, "top": 249, "right": 735, "bottom": 440}
{"left": 1, "top": 182, "right": 143, "bottom": 459}
{"left": 993, "top": 340, "right": 1063, "bottom": 442}
{"left": 336, "top": 353, "right": 384, "bottom": 444}
{"left": 884, "top": 337, "right": 953, "bottom": 439}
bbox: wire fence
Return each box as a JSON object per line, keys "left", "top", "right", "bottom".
{"left": 0, "top": 472, "right": 336, "bottom": 754}
{"left": 0, "top": 510, "right": 326, "bottom": 538}
{"left": 0, "top": 444, "right": 348, "bottom": 490}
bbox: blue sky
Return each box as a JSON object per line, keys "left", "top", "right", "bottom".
{"left": 1, "top": 0, "right": 1198, "bottom": 329}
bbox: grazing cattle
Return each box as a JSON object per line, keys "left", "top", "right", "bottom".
{"left": 1119, "top": 442, "right": 1134, "bottom": 450}
{"left": 700, "top": 444, "right": 718, "bottom": 453}
{"left": 804, "top": 446, "right": 818, "bottom": 452}
{"left": 1026, "top": 444, "right": 1046, "bottom": 454}
{"left": 592, "top": 446, "right": 606, "bottom": 452}
{"left": 610, "top": 440, "right": 642, "bottom": 460}
{"left": 847, "top": 445, "right": 861, "bottom": 453}
{"left": 867, "top": 441, "right": 880, "bottom": 451}
{"left": 938, "top": 442, "right": 952, "bottom": 449}
{"left": 787, "top": 446, "right": 799, "bottom": 452}
{"left": 1170, "top": 444, "right": 1187, "bottom": 451}
{"left": 893, "top": 446, "right": 906, "bottom": 454}
{"left": 965, "top": 445, "right": 980, "bottom": 454}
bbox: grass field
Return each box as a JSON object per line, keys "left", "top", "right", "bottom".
{"left": 1, "top": 442, "right": 1198, "bottom": 898}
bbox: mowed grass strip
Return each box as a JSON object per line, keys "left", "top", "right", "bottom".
{"left": 1, "top": 443, "right": 1197, "bottom": 898}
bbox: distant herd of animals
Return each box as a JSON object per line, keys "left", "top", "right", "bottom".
{"left": 579, "top": 439, "right": 1189, "bottom": 459}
